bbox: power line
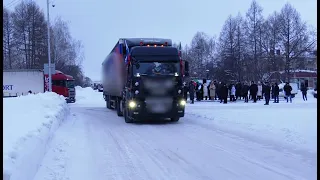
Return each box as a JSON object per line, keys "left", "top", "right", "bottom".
{"left": 5, "top": 0, "right": 22, "bottom": 8}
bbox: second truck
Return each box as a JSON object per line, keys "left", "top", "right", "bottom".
{"left": 102, "top": 38, "right": 189, "bottom": 123}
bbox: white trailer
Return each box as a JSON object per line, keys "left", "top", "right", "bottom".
{"left": 3, "top": 69, "right": 44, "bottom": 97}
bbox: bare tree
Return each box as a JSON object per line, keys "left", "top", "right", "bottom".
{"left": 3, "top": 8, "right": 14, "bottom": 69}
{"left": 216, "top": 15, "right": 239, "bottom": 81}
{"left": 278, "top": 3, "right": 317, "bottom": 81}
{"left": 189, "top": 32, "right": 211, "bottom": 77}
{"left": 244, "top": 0, "right": 264, "bottom": 81}
{"left": 11, "top": 1, "right": 48, "bottom": 69}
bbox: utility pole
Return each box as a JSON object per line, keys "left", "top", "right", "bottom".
{"left": 46, "top": 0, "right": 52, "bottom": 91}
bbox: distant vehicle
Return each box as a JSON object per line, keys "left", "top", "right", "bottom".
{"left": 278, "top": 82, "right": 298, "bottom": 98}
{"left": 3, "top": 69, "right": 45, "bottom": 97}
{"left": 92, "top": 81, "right": 102, "bottom": 90}
{"left": 102, "top": 38, "right": 189, "bottom": 123}
{"left": 3, "top": 69, "right": 76, "bottom": 103}
{"left": 313, "top": 88, "right": 317, "bottom": 98}
{"left": 97, "top": 84, "right": 103, "bottom": 92}
{"left": 47, "top": 70, "right": 76, "bottom": 103}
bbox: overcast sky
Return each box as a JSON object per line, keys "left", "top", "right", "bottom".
{"left": 4, "top": 0, "right": 317, "bottom": 81}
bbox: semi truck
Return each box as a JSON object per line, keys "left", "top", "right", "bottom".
{"left": 3, "top": 69, "right": 76, "bottom": 103}
{"left": 102, "top": 38, "right": 189, "bottom": 123}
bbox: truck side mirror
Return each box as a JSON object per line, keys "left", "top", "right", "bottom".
{"left": 184, "top": 61, "right": 189, "bottom": 77}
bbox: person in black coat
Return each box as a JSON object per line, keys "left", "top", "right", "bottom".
{"left": 217, "top": 82, "right": 222, "bottom": 101}
{"left": 214, "top": 81, "right": 218, "bottom": 100}
{"left": 300, "top": 84, "right": 308, "bottom": 101}
{"left": 183, "top": 82, "right": 188, "bottom": 101}
{"left": 283, "top": 82, "right": 292, "bottom": 103}
{"left": 221, "top": 82, "right": 229, "bottom": 104}
{"left": 271, "top": 83, "right": 275, "bottom": 99}
{"left": 189, "top": 81, "right": 195, "bottom": 104}
{"left": 263, "top": 82, "right": 271, "bottom": 105}
{"left": 242, "top": 82, "right": 250, "bottom": 103}
{"left": 235, "top": 81, "right": 242, "bottom": 100}
{"left": 273, "top": 82, "right": 279, "bottom": 103}
{"left": 249, "top": 81, "right": 258, "bottom": 103}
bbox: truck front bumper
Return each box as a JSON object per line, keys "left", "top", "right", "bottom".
{"left": 127, "top": 99, "right": 185, "bottom": 120}
{"left": 66, "top": 97, "right": 76, "bottom": 103}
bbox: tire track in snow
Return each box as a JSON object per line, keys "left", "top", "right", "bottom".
{"left": 121, "top": 125, "right": 211, "bottom": 180}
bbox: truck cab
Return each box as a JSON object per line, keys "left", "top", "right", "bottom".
{"left": 51, "top": 70, "right": 76, "bottom": 103}
{"left": 102, "top": 38, "right": 189, "bottom": 123}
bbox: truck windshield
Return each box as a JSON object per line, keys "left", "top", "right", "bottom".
{"left": 66, "top": 80, "right": 75, "bottom": 88}
{"left": 133, "top": 62, "right": 180, "bottom": 76}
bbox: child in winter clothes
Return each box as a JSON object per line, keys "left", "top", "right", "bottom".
{"left": 230, "top": 85, "right": 236, "bottom": 102}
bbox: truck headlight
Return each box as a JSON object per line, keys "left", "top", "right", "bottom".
{"left": 180, "top": 100, "right": 186, "bottom": 106}
{"left": 128, "top": 101, "right": 136, "bottom": 108}
{"left": 178, "top": 89, "right": 182, "bottom": 94}
{"left": 135, "top": 90, "right": 139, "bottom": 94}
{"left": 135, "top": 82, "right": 139, "bottom": 86}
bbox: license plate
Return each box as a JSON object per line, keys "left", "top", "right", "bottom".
{"left": 145, "top": 97, "right": 172, "bottom": 113}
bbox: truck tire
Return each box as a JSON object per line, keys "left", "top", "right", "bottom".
{"left": 116, "top": 98, "right": 123, "bottom": 116}
{"left": 106, "top": 96, "right": 112, "bottom": 109}
{"left": 170, "top": 117, "right": 180, "bottom": 122}
{"left": 124, "top": 107, "right": 133, "bottom": 123}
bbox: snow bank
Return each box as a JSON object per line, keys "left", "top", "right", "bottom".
{"left": 74, "top": 86, "right": 104, "bottom": 106}
{"left": 185, "top": 93, "right": 317, "bottom": 153}
{"left": 3, "top": 92, "right": 70, "bottom": 180}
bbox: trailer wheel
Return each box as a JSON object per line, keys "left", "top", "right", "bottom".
{"left": 116, "top": 98, "right": 123, "bottom": 116}
{"left": 106, "top": 96, "right": 112, "bottom": 109}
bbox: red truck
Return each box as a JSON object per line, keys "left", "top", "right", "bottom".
{"left": 45, "top": 70, "right": 76, "bottom": 103}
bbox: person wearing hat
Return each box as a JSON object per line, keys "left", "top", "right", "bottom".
{"left": 263, "top": 82, "right": 271, "bottom": 105}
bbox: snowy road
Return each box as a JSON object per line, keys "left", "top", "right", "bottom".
{"left": 33, "top": 100, "right": 316, "bottom": 180}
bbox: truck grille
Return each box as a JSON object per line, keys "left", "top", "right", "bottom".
{"left": 68, "top": 88, "right": 75, "bottom": 97}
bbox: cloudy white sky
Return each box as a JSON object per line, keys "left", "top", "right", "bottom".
{"left": 4, "top": 0, "right": 317, "bottom": 81}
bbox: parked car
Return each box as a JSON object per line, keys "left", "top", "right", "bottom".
{"left": 98, "top": 84, "right": 103, "bottom": 92}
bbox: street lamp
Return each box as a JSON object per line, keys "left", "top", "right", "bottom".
{"left": 46, "top": 0, "right": 54, "bottom": 91}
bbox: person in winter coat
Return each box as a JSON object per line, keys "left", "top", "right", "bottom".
{"left": 249, "top": 81, "right": 258, "bottom": 103}
{"left": 189, "top": 81, "right": 195, "bottom": 104}
{"left": 217, "top": 82, "right": 222, "bottom": 101}
{"left": 257, "top": 81, "right": 263, "bottom": 100}
{"left": 213, "top": 81, "right": 218, "bottom": 100}
{"left": 221, "top": 82, "right": 229, "bottom": 104}
{"left": 271, "top": 83, "right": 275, "bottom": 99}
{"left": 230, "top": 85, "right": 236, "bottom": 102}
{"left": 283, "top": 82, "right": 293, "bottom": 103}
{"left": 300, "top": 84, "right": 308, "bottom": 101}
{"left": 203, "top": 82, "right": 209, "bottom": 100}
{"left": 183, "top": 82, "right": 188, "bottom": 101}
{"left": 263, "top": 82, "right": 271, "bottom": 105}
{"left": 273, "top": 82, "right": 279, "bottom": 103}
{"left": 196, "top": 83, "right": 200, "bottom": 101}
{"left": 235, "top": 81, "right": 242, "bottom": 100}
{"left": 209, "top": 81, "right": 216, "bottom": 101}
{"left": 242, "top": 82, "right": 250, "bottom": 103}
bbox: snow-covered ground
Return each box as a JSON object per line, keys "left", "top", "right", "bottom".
{"left": 186, "top": 91, "right": 317, "bottom": 154}
{"left": 3, "top": 93, "right": 69, "bottom": 180}
{"left": 31, "top": 87, "right": 317, "bottom": 180}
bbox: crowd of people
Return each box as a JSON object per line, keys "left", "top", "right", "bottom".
{"left": 183, "top": 80, "right": 309, "bottom": 105}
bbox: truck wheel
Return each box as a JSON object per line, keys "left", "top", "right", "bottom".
{"left": 116, "top": 98, "right": 123, "bottom": 116}
{"left": 170, "top": 117, "right": 180, "bottom": 122}
{"left": 106, "top": 96, "right": 111, "bottom": 109}
{"left": 124, "top": 107, "right": 133, "bottom": 123}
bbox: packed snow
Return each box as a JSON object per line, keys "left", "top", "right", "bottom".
{"left": 186, "top": 91, "right": 317, "bottom": 153}
{"left": 31, "top": 87, "right": 316, "bottom": 180}
{"left": 3, "top": 92, "right": 69, "bottom": 180}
